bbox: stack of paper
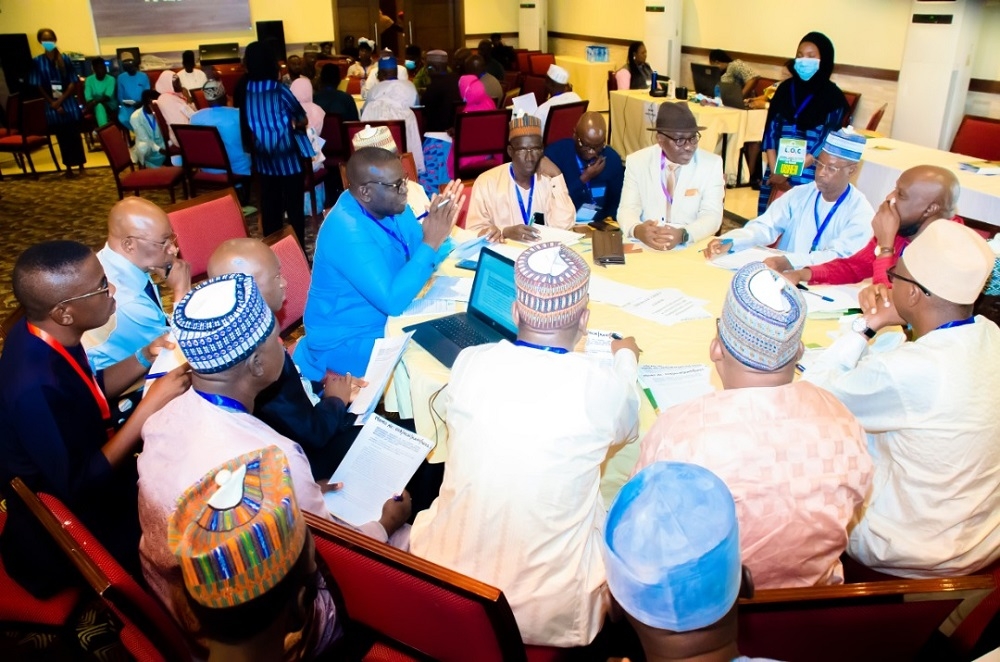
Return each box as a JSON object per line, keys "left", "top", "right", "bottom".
{"left": 349, "top": 332, "right": 413, "bottom": 425}
{"left": 583, "top": 329, "right": 616, "bottom": 367}
{"left": 588, "top": 275, "right": 648, "bottom": 307}
{"left": 422, "top": 276, "right": 473, "bottom": 302}
{"left": 622, "top": 289, "right": 712, "bottom": 326}
{"left": 707, "top": 247, "right": 786, "bottom": 271}
{"left": 638, "top": 364, "right": 714, "bottom": 412}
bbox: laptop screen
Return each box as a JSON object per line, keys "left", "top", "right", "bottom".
{"left": 468, "top": 248, "right": 518, "bottom": 336}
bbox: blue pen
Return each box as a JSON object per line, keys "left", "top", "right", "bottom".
{"left": 719, "top": 238, "right": 734, "bottom": 254}
{"left": 796, "top": 283, "right": 835, "bottom": 303}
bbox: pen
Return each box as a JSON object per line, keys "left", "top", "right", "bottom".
{"left": 611, "top": 332, "right": 623, "bottom": 340}
{"left": 719, "top": 238, "right": 734, "bottom": 254}
{"left": 642, "top": 387, "right": 662, "bottom": 416}
{"left": 795, "top": 363, "right": 806, "bottom": 374}
{"left": 796, "top": 283, "right": 835, "bottom": 302}
{"left": 416, "top": 198, "right": 451, "bottom": 221}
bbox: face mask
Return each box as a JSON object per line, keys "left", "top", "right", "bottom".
{"left": 42, "top": 41, "right": 57, "bottom": 52}
{"left": 794, "top": 57, "right": 820, "bottom": 81}
{"left": 405, "top": 60, "right": 416, "bottom": 70}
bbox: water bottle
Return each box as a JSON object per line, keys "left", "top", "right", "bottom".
{"left": 714, "top": 84, "right": 721, "bottom": 99}
{"left": 650, "top": 70, "right": 658, "bottom": 93}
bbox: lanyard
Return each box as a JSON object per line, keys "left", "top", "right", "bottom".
{"left": 509, "top": 165, "right": 535, "bottom": 225}
{"left": 194, "top": 389, "right": 249, "bottom": 413}
{"left": 811, "top": 186, "right": 850, "bottom": 252}
{"left": 660, "top": 153, "right": 676, "bottom": 204}
{"left": 144, "top": 111, "right": 156, "bottom": 133}
{"left": 515, "top": 339, "right": 568, "bottom": 354}
{"left": 935, "top": 317, "right": 975, "bottom": 332}
{"left": 575, "top": 154, "right": 595, "bottom": 204}
{"left": 27, "top": 323, "right": 112, "bottom": 433}
{"left": 790, "top": 83, "right": 814, "bottom": 120}
{"left": 360, "top": 205, "right": 411, "bottom": 261}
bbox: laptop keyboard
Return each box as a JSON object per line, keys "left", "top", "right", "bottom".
{"left": 430, "top": 315, "right": 494, "bottom": 348}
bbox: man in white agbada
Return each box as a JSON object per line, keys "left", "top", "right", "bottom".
{"left": 360, "top": 54, "right": 423, "bottom": 172}
{"left": 532, "top": 64, "right": 583, "bottom": 135}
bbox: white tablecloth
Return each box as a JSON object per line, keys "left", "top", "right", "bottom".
{"left": 555, "top": 55, "right": 614, "bottom": 113}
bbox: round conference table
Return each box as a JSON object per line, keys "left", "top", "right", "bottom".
{"left": 383, "top": 230, "right": 844, "bottom": 506}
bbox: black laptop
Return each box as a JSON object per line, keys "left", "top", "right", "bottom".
{"left": 403, "top": 247, "right": 518, "bottom": 368}
{"left": 718, "top": 81, "right": 746, "bottom": 108}
{"left": 690, "top": 63, "right": 723, "bottom": 97}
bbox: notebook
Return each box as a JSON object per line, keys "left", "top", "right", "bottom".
{"left": 402, "top": 247, "right": 518, "bottom": 368}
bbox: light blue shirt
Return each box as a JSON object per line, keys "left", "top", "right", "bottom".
{"left": 116, "top": 71, "right": 150, "bottom": 126}
{"left": 190, "top": 106, "right": 252, "bottom": 176}
{"left": 83, "top": 245, "right": 168, "bottom": 370}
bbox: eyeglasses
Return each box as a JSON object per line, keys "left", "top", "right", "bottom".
{"left": 575, "top": 136, "right": 605, "bottom": 153}
{"left": 54, "top": 276, "right": 111, "bottom": 307}
{"left": 658, "top": 131, "right": 701, "bottom": 147}
{"left": 814, "top": 160, "right": 846, "bottom": 175}
{"left": 362, "top": 177, "right": 408, "bottom": 194}
{"left": 511, "top": 146, "right": 543, "bottom": 156}
{"left": 887, "top": 266, "right": 932, "bottom": 297}
{"left": 128, "top": 234, "right": 177, "bottom": 251}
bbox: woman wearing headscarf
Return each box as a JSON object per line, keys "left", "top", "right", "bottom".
{"left": 758, "top": 31, "right": 848, "bottom": 214}
{"left": 29, "top": 28, "right": 86, "bottom": 176}
{"left": 456, "top": 74, "right": 502, "bottom": 170}
{"left": 290, "top": 77, "right": 327, "bottom": 214}
{"left": 615, "top": 41, "right": 653, "bottom": 91}
{"left": 153, "top": 70, "right": 194, "bottom": 151}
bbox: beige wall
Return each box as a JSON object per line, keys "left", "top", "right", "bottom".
{"left": 463, "top": 0, "right": 518, "bottom": 35}
{"left": 548, "top": 0, "right": 644, "bottom": 42}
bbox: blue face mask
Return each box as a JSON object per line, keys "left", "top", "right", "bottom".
{"left": 41, "top": 41, "right": 57, "bottom": 52}
{"left": 794, "top": 57, "right": 820, "bottom": 81}
{"left": 404, "top": 60, "right": 416, "bottom": 70}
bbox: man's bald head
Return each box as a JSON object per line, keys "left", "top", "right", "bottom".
{"left": 13, "top": 241, "right": 95, "bottom": 320}
{"left": 108, "top": 197, "right": 170, "bottom": 237}
{"left": 894, "top": 165, "right": 960, "bottom": 230}
{"left": 574, "top": 112, "right": 608, "bottom": 161}
{"left": 207, "top": 238, "right": 286, "bottom": 314}
{"left": 106, "top": 197, "right": 177, "bottom": 272}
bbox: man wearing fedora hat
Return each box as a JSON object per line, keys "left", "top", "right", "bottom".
{"left": 617, "top": 102, "right": 725, "bottom": 251}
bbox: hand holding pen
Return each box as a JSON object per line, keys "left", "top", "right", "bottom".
{"left": 610, "top": 332, "right": 642, "bottom": 360}
{"left": 420, "top": 179, "right": 466, "bottom": 250}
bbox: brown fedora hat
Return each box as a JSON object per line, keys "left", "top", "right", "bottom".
{"left": 647, "top": 102, "right": 706, "bottom": 133}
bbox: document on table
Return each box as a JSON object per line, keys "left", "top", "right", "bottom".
{"left": 708, "top": 247, "right": 786, "bottom": 271}
{"left": 349, "top": 332, "right": 413, "bottom": 425}
{"left": 423, "top": 276, "right": 473, "bottom": 302}
{"left": 324, "top": 415, "right": 434, "bottom": 526}
{"left": 802, "top": 284, "right": 864, "bottom": 317}
{"left": 449, "top": 236, "right": 489, "bottom": 263}
{"left": 588, "top": 275, "right": 648, "bottom": 307}
{"left": 623, "top": 289, "right": 712, "bottom": 326}
{"left": 398, "top": 298, "right": 455, "bottom": 317}
{"left": 582, "top": 329, "right": 615, "bottom": 367}
{"left": 511, "top": 224, "right": 583, "bottom": 247}
{"left": 638, "top": 364, "right": 714, "bottom": 412}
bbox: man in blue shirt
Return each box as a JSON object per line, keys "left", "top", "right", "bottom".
{"left": 116, "top": 52, "right": 150, "bottom": 127}
{"left": 190, "top": 78, "right": 251, "bottom": 176}
{"left": 544, "top": 112, "right": 624, "bottom": 223}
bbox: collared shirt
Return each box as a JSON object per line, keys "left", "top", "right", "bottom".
{"left": 117, "top": 71, "right": 151, "bottom": 125}
{"left": 190, "top": 106, "right": 252, "bottom": 176}
{"left": 83, "top": 244, "right": 168, "bottom": 370}
{"left": 544, "top": 137, "right": 625, "bottom": 219}
{"left": 244, "top": 79, "right": 309, "bottom": 176}
{"left": 465, "top": 162, "right": 577, "bottom": 234}
{"left": 176, "top": 68, "right": 207, "bottom": 91}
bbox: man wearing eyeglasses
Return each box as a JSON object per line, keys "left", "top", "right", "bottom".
{"left": 83, "top": 197, "right": 191, "bottom": 371}
{"left": 617, "top": 103, "right": 725, "bottom": 251}
{"left": 543, "top": 112, "right": 624, "bottom": 223}
{"left": 704, "top": 128, "right": 873, "bottom": 268}
{"left": 803, "top": 222, "right": 1000, "bottom": 579}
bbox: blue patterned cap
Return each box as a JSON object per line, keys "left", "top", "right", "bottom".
{"left": 821, "top": 127, "right": 866, "bottom": 162}
{"left": 603, "top": 462, "right": 741, "bottom": 632}
{"left": 719, "top": 262, "right": 805, "bottom": 371}
{"left": 378, "top": 54, "right": 397, "bottom": 70}
{"left": 986, "top": 258, "right": 1000, "bottom": 297}
{"left": 173, "top": 273, "right": 276, "bottom": 374}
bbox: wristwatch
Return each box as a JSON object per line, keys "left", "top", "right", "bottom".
{"left": 680, "top": 228, "right": 690, "bottom": 244}
{"left": 874, "top": 245, "right": 894, "bottom": 257}
{"left": 852, "top": 316, "right": 876, "bottom": 339}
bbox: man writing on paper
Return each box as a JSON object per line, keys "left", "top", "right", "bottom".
{"left": 633, "top": 261, "right": 871, "bottom": 589}
{"left": 294, "top": 148, "right": 464, "bottom": 378}
{"left": 704, "top": 128, "right": 874, "bottom": 270}
{"left": 410, "top": 242, "right": 640, "bottom": 647}
{"left": 139, "top": 274, "right": 411, "bottom": 644}
{"left": 466, "top": 113, "right": 576, "bottom": 242}
{"left": 543, "top": 112, "right": 625, "bottom": 223}
{"left": 617, "top": 103, "right": 725, "bottom": 251}
{"left": 804, "top": 222, "right": 1000, "bottom": 578}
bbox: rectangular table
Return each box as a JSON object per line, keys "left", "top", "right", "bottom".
{"left": 555, "top": 55, "right": 614, "bottom": 113}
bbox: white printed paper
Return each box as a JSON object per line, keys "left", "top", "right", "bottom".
{"left": 801, "top": 284, "right": 863, "bottom": 317}
{"left": 142, "top": 332, "right": 183, "bottom": 397}
{"left": 511, "top": 92, "right": 538, "bottom": 114}
{"left": 708, "top": 247, "right": 786, "bottom": 271}
{"left": 398, "top": 299, "right": 456, "bottom": 317}
{"left": 349, "top": 332, "right": 413, "bottom": 424}
{"left": 638, "top": 364, "right": 714, "bottom": 410}
{"left": 583, "top": 329, "right": 615, "bottom": 367}
{"left": 450, "top": 236, "right": 489, "bottom": 263}
{"left": 422, "top": 276, "right": 473, "bottom": 302}
{"left": 324, "top": 415, "right": 434, "bottom": 526}
{"left": 588, "top": 275, "right": 649, "bottom": 307}
{"left": 623, "top": 289, "right": 712, "bottom": 326}
{"left": 511, "top": 225, "right": 584, "bottom": 247}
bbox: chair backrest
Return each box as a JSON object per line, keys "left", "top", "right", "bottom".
{"left": 150, "top": 101, "right": 173, "bottom": 146}
{"left": 3, "top": 92, "right": 21, "bottom": 133}
{"left": 515, "top": 51, "right": 536, "bottom": 74}
{"left": 191, "top": 89, "right": 206, "bottom": 110}
{"left": 841, "top": 91, "right": 861, "bottom": 128}
{"left": 520, "top": 75, "right": 548, "bottom": 107}
{"left": 753, "top": 77, "right": 776, "bottom": 98}
{"left": 440, "top": 182, "right": 473, "bottom": 229}
{"left": 343, "top": 120, "right": 407, "bottom": 155}
{"left": 20, "top": 98, "right": 49, "bottom": 138}
{"left": 951, "top": 115, "right": 1000, "bottom": 161}
{"left": 411, "top": 105, "right": 425, "bottom": 140}
{"left": 606, "top": 70, "right": 618, "bottom": 93}
{"left": 263, "top": 226, "right": 311, "bottom": 335}
{"left": 305, "top": 513, "right": 528, "bottom": 662}
{"left": 346, "top": 76, "right": 364, "bottom": 95}
{"left": 738, "top": 575, "right": 994, "bottom": 661}
{"left": 98, "top": 122, "right": 136, "bottom": 175}
{"left": 9, "top": 478, "right": 192, "bottom": 662}
{"left": 453, "top": 109, "right": 511, "bottom": 171}
{"left": 528, "top": 53, "right": 555, "bottom": 76}
{"left": 866, "top": 103, "right": 888, "bottom": 132}
{"left": 321, "top": 113, "right": 347, "bottom": 164}
{"left": 503, "top": 71, "right": 522, "bottom": 93}
{"left": 165, "top": 188, "right": 249, "bottom": 280}
{"left": 542, "top": 99, "right": 589, "bottom": 146}
{"left": 172, "top": 123, "right": 233, "bottom": 177}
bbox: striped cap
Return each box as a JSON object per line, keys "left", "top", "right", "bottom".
{"left": 168, "top": 447, "right": 306, "bottom": 610}
{"left": 820, "top": 127, "right": 866, "bottom": 163}
{"left": 352, "top": 124, "right": 398, "bottom": 153}
{"left": 509, "top": 112, "right": 542, "bottom": 140}
{"left": 515, "top": 242, "right": 590, "bottom": 330}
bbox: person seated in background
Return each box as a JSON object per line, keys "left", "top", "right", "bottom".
{"left": 302, "top": 43, "right": 321, "bottom": 80}
{"left": 603, "top": 462, "right": 755, "bottom": 662}
{"left": 615, "top": 41, "right": 653, "bottom": 91}
{"left": 617, "top": 103, "right": 724, "bottom": 250}
{"left": 116, "top": 51, "right": 149, "bottom": 128}
{"left": 139, "top": 274, "right": 411, "bottom": 641}
{"left": 170, "top": 447, "right": 339, "bottom": 660}
{"left": 360, "top": 54, "right": 423, "bottom": 173}
{"left": 352, "top": 124, "right": 431, "bottom": 216}
{"left": 419, "top": 50, "right": 460, "bottom": 132}
{"left": 282, "top": 54, "right": 304, "bottom": 86}
{"left": 411, "top": 46, "right": 436, "bottom": 95}
{"left": 634, "top": 262, "right": 872, "bottom": 588}
{"left": 153, "top": 70, "right": 194, "bottom": 151}
{"left": 130, "top": 90, "right": 168, "bottom": 168}
{"left": 177, "top": 49, "right": 207, "bottom": 91}
{"left": 533, "top": 64, "right": 583, "bottom": 134}
{"left": 293, "top": 149, "right": 463, "bottom": 378}
{"left": 544, "top": 111, "right": 624, "bottom": 222}
{"left": 804, "top": 222, "right": 1000, "bottom": 578}
{"left": 190, "top": 79, "right": 252, "bottom": 177}
{"left": 320, "top": 41, "right": 335, "bottom": 57}
{"left": 404, "top": 44, "right": 422, "bottom": 77}
{"left": 0, "top": 241, "right": 189, "bottom": 597}
{"left": 207, "top": 239, "right": 363, "bottom": 480}
{"left": 782, "top": 165, "right": 960, "bottom": 290}
{"left": 362, "top": 49, "right": 410, "bottom": 100}
{"left": 83, "top": 57, "right": 117, "bottom": 129}
{"left": 346, "top": 38, "right": 375, "bottom": 79}
{"left": 466, "top": 113, "right": 576, "bottom": 241}
{"left": 704, "top": 128, "right": 873, "bottom": 271}
{"left": 84, "top": 197, "right": 190, "bottom": 370}
{"left": 476, "top": 38, "right": 506, "bottom": 81}
{"left": 464, "top": 54, "right": 503, "bottom": 107}
{"left": 452, "top": 47, "right": 472, "bottom": 76}
{"left": 314, "top": 63, "right": 359, "bottom": 122}
{"left": 410, "top": 242, "right": 640, "bottom": 647}
{"left": 709, "top": 49, "right": 760, "bottom": 99}
{"left": 490, "top": 32, "right": 516, "bottom": 71}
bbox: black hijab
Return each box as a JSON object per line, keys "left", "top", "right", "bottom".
{"left": 768, "top": 31, "right": 847, "bottom": 130}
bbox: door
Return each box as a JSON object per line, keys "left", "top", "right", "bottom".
{"left": 336, "top": 0, "right": 379, "bottom": 50}
{"left": 403, "top": 0, "right": 462, "bottom": 54}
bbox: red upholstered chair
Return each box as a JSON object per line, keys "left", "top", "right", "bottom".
{"left": 0, "top": 92, "right": 20, "bottom": 138}
{"left": 97, "top": 123, "right": 186, "bottom": 203}
{"left": 841, "top": 91, "right": 861, "bottom": 128}
{"left": 165, "top": 188, "right": 249, "bottom": 280}
{"left": 172, "top": 123, "right": 249, "bottom": 197}
{"left": 866, "top": 103, "right": 888, "bottom": 132}
{"left": 516, "top": 50, "right": 538, "bottom": 74}
{"left": 542, "top": 99, "right": 589, "bottom": 146}
{"left": 951, "top": 115, "right": 1000, "bottom": 161}
{"left": 0, "top": 98, "right": 61, "bottom": 179}
{"left": 9, "top": 479, "right": 192, "bottom": 662}
{"left": 190, "top": 88, "right": 206, "bottom": 110}
{"left": 346, "top": 76, "right": 364, "bottom": 95}
{"left": 753, "top": 77, "right": 777, "bottom": 97}
{"left": 344, "top": 120, "right": 407, "bottom": 155}
{"left": 150, "top": 101, "right": 181, "bottom": 157}
{"left": 305, "top": 513, "right": 570, "bottom": 662}
{"left": 528, "top": 53, "right": 555, "bottom": 76}
{"left": 439, "top": 182, "right": 473, "bottom": 229}
{"left": 264, "top": 226, "right": 311, "bottom": 336}
{"left": 520, "top": 75, "right": 549, "bottom": 107}
{"left": 452, "top": 109, "right": 511, "bottom": 180}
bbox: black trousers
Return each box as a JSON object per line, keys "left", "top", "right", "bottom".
{"left": 259, "top": 171, "right": 305, "bottom": 246}
{"left": 52, "top": 121, "right": 86, "bottom": 167}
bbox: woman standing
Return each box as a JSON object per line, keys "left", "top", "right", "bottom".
{"left": 615, "top": 42, "right": 654, "bottom": 91}
{"left": 29, "top": 28, "right": 85, "bottom": 176}
{"left": 758, "top": 31, "right": 848, "bottom": 213}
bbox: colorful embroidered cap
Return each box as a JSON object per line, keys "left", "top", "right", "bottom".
{"left": 902, "top": 220, "right": 995, "bottom": 305}
{"left": 821, "top": 127, "right": 866, "bottom": 163}
{"left": 509, "top": 112, "right": 542, "bottom": 140}
{"left": 603, "top": 462, "right": 741, "bottom": 632}
{"left": 546, "top": 64, "right": 569, "bottom": 85}
{"left": 173, "top": 273, "right": 276, "bottom": 374}
{"left": 168, "top": 446, "right": 306, "bottom": 609}
{"left": 718, "top": 261, "right": 805, "bottom": 371}
{"left": 351, "top": 124, "right": 398, "bottom": 153}
{"left": 514, "top": 242, "right": 590, "bottom": 330}
{"left": 202, "top": 79, "right": 225, "bottom": 102}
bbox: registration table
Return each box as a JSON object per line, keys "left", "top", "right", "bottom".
{"left": 609, "top": 90, "right": 767, "bottom": 183}
{"left": 554, "top": 55, "right": 614, "bottom": 113}
{"left": 854, "top": 137, "right": 1000, "bottom": 228}
{"left": 383, "top": 232, "right": 842, "bottom": 506}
